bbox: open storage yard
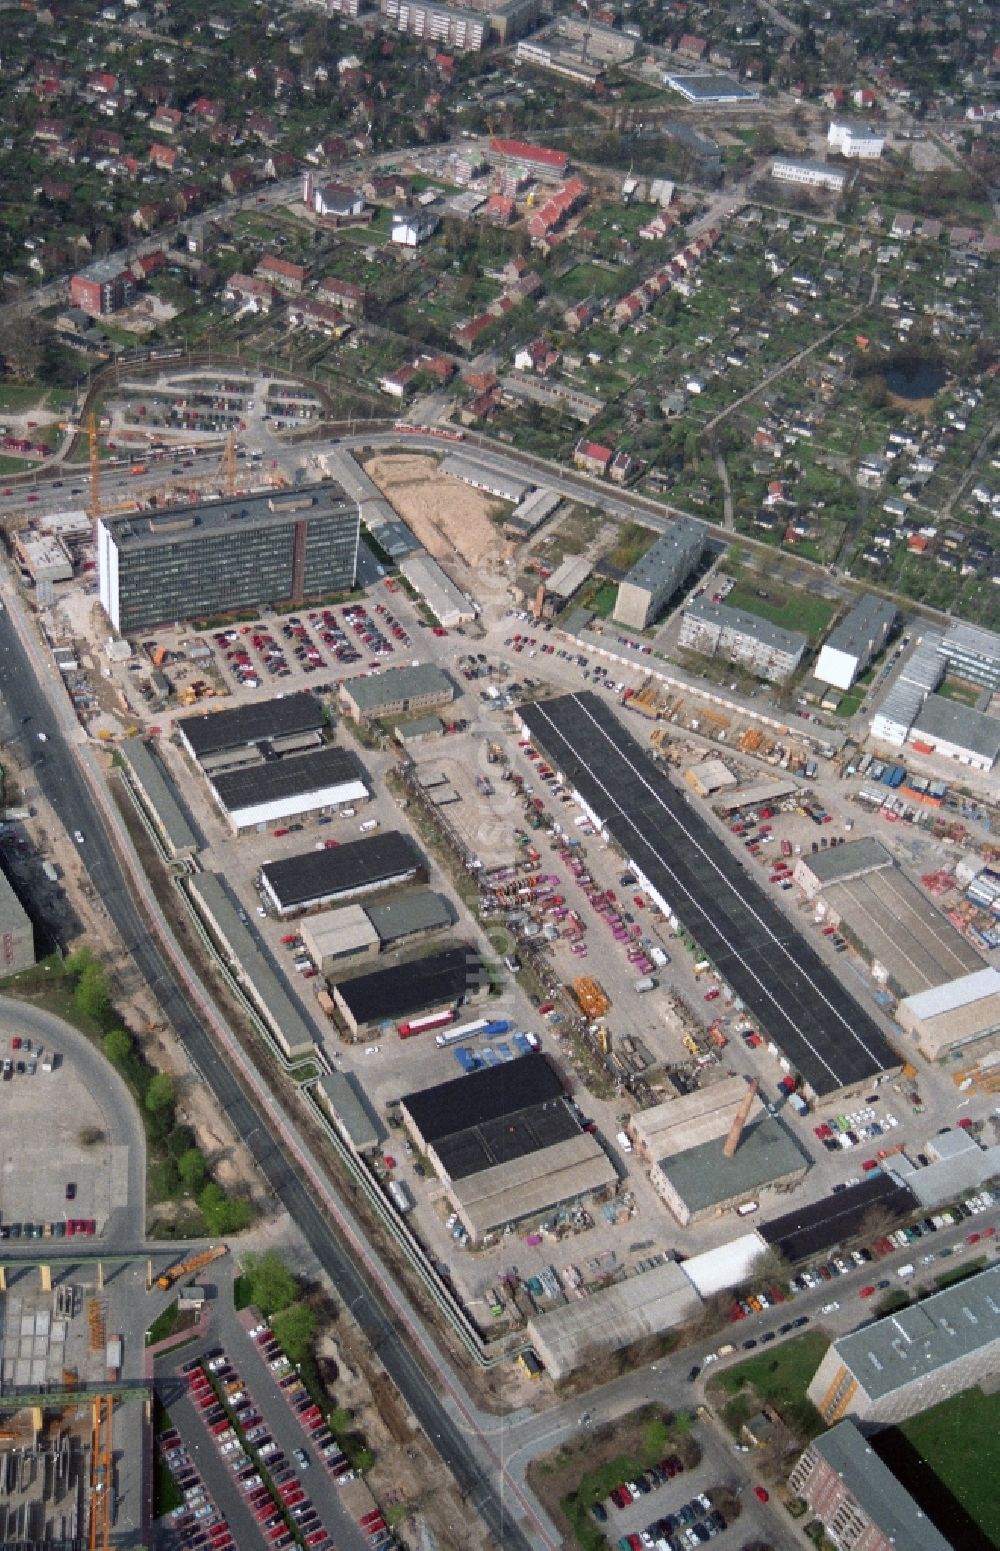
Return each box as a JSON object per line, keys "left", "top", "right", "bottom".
{"left": 518, "top": 691, "right": 901, "bottom": 1100}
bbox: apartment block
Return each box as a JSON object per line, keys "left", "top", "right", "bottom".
{"left": 789, "top": 1422, "right": 951, "bottom": 1551}
{"left": 679, "top": 596, "right": 807, "bottom": 682}
{"left": 806, "top": 1264, "right": 1000, "bottom": 1425}
{"left": 613, "top": 518, "right": 707, "bottom": 630}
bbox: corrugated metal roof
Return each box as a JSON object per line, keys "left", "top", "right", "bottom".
{"left": 802, "top": 836, "right": 892, "bottom": 885}
{"left": 901, "top": 967, "right": 1000, "bottom": 1021}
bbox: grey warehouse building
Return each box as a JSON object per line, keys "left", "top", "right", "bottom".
{"left": 332, "top": 945, "right": 488, "bottom": 1037}
{"left": 189, "top": 872, "right": 316, "bottom": 1059}
{"left": 338, "top": 663, "right": 455, "bottom": 724}
{"left": 400, "top": 1058, "right": 617, "bottom": 1245}
{"left": 97, "top": 483, "right": 359, "bottom": 633}
{"left": 178, "top": 691, "right": 325, "bottom": 769}
{"left": 120, "top": 736, "right": 199, "bottom": 857}
{"left": 260, "top": 831, "right": 426, "bottom": 916}
{"left": 807, "top": 1263, "right": 1000, "bottom": 1424}
{"left": 613, "top": 517, "right": 707, "bottom": 630}
{"left": 209, "top": 746, "right": 370, "bottom": 832}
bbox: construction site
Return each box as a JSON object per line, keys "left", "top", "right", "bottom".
{"left": 0, "top": 1393, "right": 121, "bottom": 1549}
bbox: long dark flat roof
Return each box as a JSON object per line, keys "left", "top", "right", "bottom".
{"left": 335, "top": 946, "right": 484, "bottom": 1025}
{"left": 519, "top": 692, "right": 900, "bottom": 1097}
{"left": 212, "top": 746, "right": 369, "bottom": 813}
{"left": 262, "top": 830, "right": 423, "bottom": 909}
{"left": 402, "top": 1055, "right": 563, "bottom": 1146}
{"left": 760, "top": 1174, "right": 917, "bottom": 1262}
{"left": 180, "top": 691, "right": 324, "bottom": 759}
{"left": 436, "top": 1098, "right": 580, "bottom": 1180}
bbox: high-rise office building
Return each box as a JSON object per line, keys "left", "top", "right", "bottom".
{"left": 97, "top": 484, "right": 359, "bottom": 633}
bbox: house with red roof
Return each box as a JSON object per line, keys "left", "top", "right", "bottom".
{"left": 256, "top": 255, "right": 307, "bottom": 294}
{"left": 574, "top": 439, "right": 613, "bottom": 476}
{"left": 149, "top": 144, "right": 178, "bottom": 172}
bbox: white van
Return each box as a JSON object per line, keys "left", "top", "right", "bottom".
{"left": 616, "top": 1131, "right": 633, "bottom": 1154}
{"left": 360, "top": 819, "right": 379, "bottom": 833}
{"left": 736, "top": 1200, "right": 759, "bottom": 1216}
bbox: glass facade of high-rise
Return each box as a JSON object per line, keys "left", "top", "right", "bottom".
{"left": 98, "top": 485, "right": 359, "bottom": 632}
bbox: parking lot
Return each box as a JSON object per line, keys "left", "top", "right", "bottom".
{"left": 0, "top": 1007, "right": 141, "bottom": 1244}
{"left": 159, "top": 1313, "right": 385, "bottom": 1551}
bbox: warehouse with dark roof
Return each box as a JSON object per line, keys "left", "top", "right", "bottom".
{"left": 260, "top": 831, "right": 425, "bottom": 915}
{"left": 209, "top": 745, "right": 370, "bottom": 832}
{"left": 179, "top": 691, "right": 325, "bottom": 768}
{"left": 518, "top": 692, "right": 901, "bottom": 1102}
{"left": 331, "top": 946, "right": 488, "bottom": 1037}
{"left": 400, "top": 1058, "right": 617, "bottom": 1243}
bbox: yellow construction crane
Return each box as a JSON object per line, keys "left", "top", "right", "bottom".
{"left": 89, "top": 1394, "right": 113, "bottom": 1551}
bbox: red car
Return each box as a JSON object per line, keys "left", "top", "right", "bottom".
{"left": 754, "top": 1485, "right": 769, "bottom": 1503}
{"left": 704, "top": 988, "right": 720, "bottom": 1001}
{"left": 859, "top": 1286, "right": 875, "bottom": 1298}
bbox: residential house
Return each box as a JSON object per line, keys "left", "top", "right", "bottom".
{"left": 288, "top": 299, "right": 350, "bottom": 336}
{"left": 391, "top": 205, "right": 439, "bottom": 246}
{"left": 256, "top": 255, "right": 307, "bottom": 295}
{"left": 150, "top": 105, "right": 183, "bottom": 136}
{"left": 149, "top": 143, "right": 178, "bottom": 173}
{"left": 574, "top": 439, "right": 613, "bottom": 477}
{"left": 318, "top": 276, "right": 366, "bottom": 312}
{"left": 380, "top": 364, "right": 417, "bottom": 398}
{"left": 514, "top": 338, "right": 560, "bottom": 374}
{"left": 224, "top": 273, "right": 276, "bottom": 312}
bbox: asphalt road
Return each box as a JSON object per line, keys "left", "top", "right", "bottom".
{"left": 0, "top": 597, "right": 539, "bottom": 1551}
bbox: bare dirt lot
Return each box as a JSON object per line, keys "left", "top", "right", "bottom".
{"left": 364, "top": 454, "right": 505, "bottom": 570}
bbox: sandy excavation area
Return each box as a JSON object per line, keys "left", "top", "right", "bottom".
{"left": 364, "top": 453, "right": 504, "bottom": 569}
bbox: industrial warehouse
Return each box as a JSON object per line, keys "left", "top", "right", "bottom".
{"left": 260, "top": 831, "right": 426, "bottom": 915}
{"left": 338, "top": 662, "right": 455, "bottom": 723}
{"left": 301, "top": 891, "right": 454, "bottom": 974}
{"left": 178, "top": 691, "right": 325, "bottom": 768}
{"left": 400, "top": 1058, "right": 617, "bottom": 1244}
{"left": 794, "top": 838, "right": 985, "bottom": 995}
{"left": 208, "top": 745, "right": 370, "bottom": 832}
{"left": 331, "top": 946, "right": 488, "bottom": 1038}
{"left": 518, "top": 692, "right": 901, "bottom": 1101}
{"left": 628, "top": 1077, "right": 810, "bottom": 1225}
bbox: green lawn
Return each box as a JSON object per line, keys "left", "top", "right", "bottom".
{"left": 709, "top": 1331, "right": 827, "bottom": 1440}
{"left": 897, "top": 1388, "right": 1000, "bottom": 1546}
{"left": 936, "top": 677, "right": 982, "bottom": 707}
{"left": 604, "top": 522, "right": 658, "bottom": 573}
{"left": 726, "top": 581, "right": 838, "bottom": 645}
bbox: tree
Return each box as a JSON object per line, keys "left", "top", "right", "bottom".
{"left": 103, "top": 1028, "right": 133, "bottom": 1066}
{"left": 145, "top": 1072, "right": 175, "bottom": 1117}
{"left": 198, "top": 1182, "right": 253, "bottom": 1235}
{"left": 178, "top": 1148, "right": 208, "bottom": 1193}
{"left": 243, "top": 1251, "right": 299, "bottom": 1317}
{"left": 271, "top": 1302, "right": 317, "bottom": 1366}
{"left": 74, "top": 962, "right": 111, "bottom": 1025}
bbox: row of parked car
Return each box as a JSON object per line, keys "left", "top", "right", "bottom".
{"left": 599, "top": 1473, "right": 729, "bottom": 1551}
{"left": 186, "top": 1348, "right": 331, "bottom": 1550}
{"left": 158, "top": 1423, "right": 234, "bottom": 1551}
{"left": 247, "top": 1322, "right": 396, "bottom": 1551}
